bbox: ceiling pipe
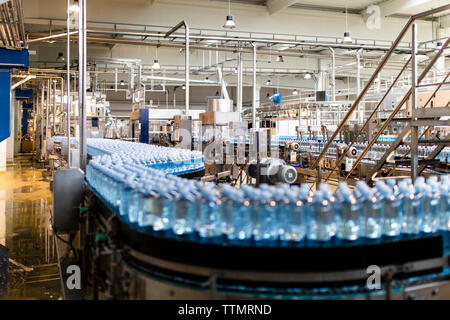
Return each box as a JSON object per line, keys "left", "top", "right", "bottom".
{"left": 165, "top": 21, "right": 190, "bottom": 114}
{"left": 28, "top": 32, "right": 399, "bottom": 62}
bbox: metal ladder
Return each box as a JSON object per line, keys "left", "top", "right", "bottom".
{"left": 311, "top": 4, "right": 450, "bottom": 184}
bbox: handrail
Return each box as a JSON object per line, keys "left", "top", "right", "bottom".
{"left": 311, "top": 3, "right": 450, "bottom": 170}
{"left": 322, "top": 56, "right": 412, "bottom": 183}
{"left": 344, "top": 35, "right": 450, "bottom": 180}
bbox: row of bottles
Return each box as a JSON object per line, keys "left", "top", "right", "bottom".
{"left": 85, "top": 140, "right": 450, "bottom": 244}
{"left": 86, "top": 139, "right": 204, "bottom": 175}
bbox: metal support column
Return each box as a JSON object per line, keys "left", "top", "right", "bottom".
{"left": 411, "top": 23, "right": 419, "bottom": 181}
{"left": 78, "top": 0, "right": 87, "bottom": 171}
{"left": 53, "top": 79, "right": 56, "bottom": 135}
{"left": 252, "top": 43, "right": 257, "bottom": 128}
{"left": 164, "top": 21, "right": 190, "bottom": 114}
{"left": 185, "top": 25, "right": 190, "bottom": 114}
{"left": 329, "top": 48, "right": 335, "bottom": 102}
{"left": 66, "top": 0, "right": 71, "bottom": 166}
{"left": 40, "top": 83, "right": 44, "bottom": 160}
{"left": 356, "top": 49, "right": 362, "bottom": 122}
{"left": 237, "top": 51, "right": 243, "bottom": 117}
{"left": 46, "top": 79, "right": 50, "bottom": 141}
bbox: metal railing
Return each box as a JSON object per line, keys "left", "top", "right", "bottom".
{"left": 309, "top": 4, "right": 450, "bottom": 186}
{"left": 343, "top": 38, "right": 450, "bottom": 181}
{"left": 0, "top": 0, "right": 26, "bottom": 48}
{"left": 312, "top": 3, "right": 450, "bottom": 170}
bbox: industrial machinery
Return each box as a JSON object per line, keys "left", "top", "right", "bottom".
{"left": 49, "top": 139, "right": 450, "bottom": 300}
{"left": 129, "top": 108, "right": 149, "bottom": 144}
{"left": 246, "top": 158, "right": 298, "bottom": 185}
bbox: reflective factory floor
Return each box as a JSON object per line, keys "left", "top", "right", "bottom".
{"left": 0, "top": 155, "right": 61, "bottom": 300}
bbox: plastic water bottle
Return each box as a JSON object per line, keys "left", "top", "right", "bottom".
{"left": 421, "top": 181, "right": 439, "bottom": 233}
{"left": 357, "top": 182, "right": 382, "bottom": 239}
{"left": 400, "top": 180, "right": 422, "bottom": 234}
{"left": 128, "top": 184, "right": 145, "bottom": 224}
{"left": 380, "top": 182, "right": 402, "bottom": 236}
{"left": 221, "top": 185, "right": 252, "bottom": 240}
{"left": 197, "top": 187, "right": 223, "bottom": 238}
{"left": 137, "top": 186, "right": 158, "bottom": 227}
{"left": 335, "top": 182, "right": 360, "bottom": 241}
{"left": 308, "top": 188, "right": 335, "bottom": 241}
{"left": 259, "top": 189, "right": 279, "bottom": 241}
{"left": 173, "top": 187, "right": 197, "bottom": 235}
{"left": 438, "top": 175, "right": 450, "bottom": 231}
{"left": 151, "top": 185, "right": 175, "bottom": 231}
{"left": 280, "top": 185, "right": 309, "bottom": 241}
{"left": 119, "top": 175, "right": 137, "bottom": 217}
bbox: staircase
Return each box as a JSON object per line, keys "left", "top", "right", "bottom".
{"left": 312, "top": 4, "right": 450, "bottom": 184}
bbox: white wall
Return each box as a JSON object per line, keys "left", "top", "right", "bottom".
{"left": 0, "top": 140, "right": 6, "bottom": 172}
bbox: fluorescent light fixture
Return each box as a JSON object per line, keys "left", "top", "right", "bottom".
{"left": 69, "top": 4, "right": 79, "bottom": 12}
{"left": 223, "top": 0, "right": 236, "bottom": 29}
{"left": 56, "top": 52, "right": 64, "bottom": 62}
{"left": 223, "top": 15, "right": 236, "bottom": 29}
{"left": 343, "top": 32, "right": 352, "bottom": 44}
{"left": 152, "top": 59, "right": 161, "bottom": 70}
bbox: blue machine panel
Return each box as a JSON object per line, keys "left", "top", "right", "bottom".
{"left": 23, "top": 102, "right": 33, "bottom": 110}
{"left": 139, "top": 109, "right": 149, "bottom": 144}
{"left": 0, "top": 48, "right": 29, "bottom": 69}
{"left": 15, "top": 89, "right": 33, "bottom": 100}
{"left": 0, "top": 70, "right": 11, "bottom": 143}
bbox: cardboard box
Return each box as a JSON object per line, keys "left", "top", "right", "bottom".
{"left": 21, "top": 141, "right": 34, "bottom": 153}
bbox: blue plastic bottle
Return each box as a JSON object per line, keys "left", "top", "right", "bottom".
{"left": 335, "top": 182, "right": 360, "bottom": 241}
{"left": 308, "top": 189, "right": 335, "bottom": 241}
{"left": 173, "top": 188, "right": 197, "bottom": 235}
{"left": 381, "top": 184, "right": 402, "bottom": 237}
{"left": 358, "top": 183, "right": 382, "bottom": 239}
{"left": 197, "top": 187, "right": 223, "bottom": 238}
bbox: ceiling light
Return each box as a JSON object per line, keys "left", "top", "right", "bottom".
{"left": 56, "top": 52, "right": 64, "bottom": 62}
{"left": 234, "top": 67, "right": 238, "bottom": 74}
{"left": 343, "top": 32, "right": 352, "bottom": 44}
{"left": 266, "top": 79, "right": 271, "bottom": 86}
{"left": 223, "top": 15, "right": 236, "bottom": 29}
{"left": 342, "top": 6, "right": 352, "bottom": 44}
{"left": 293, "top": 89, "right": 298, "bottom": 95}
{"left": 435, "top": 42, "right": 443, "bottom": 53}
{"left": 276, "top": 55, "right": 284, "bottom": 63}
{"left": 223, "top": 0, "right": 236, "bottom": 29}
{"left": 120, "top": 80, "right": 125, "bottom": 86}
{"left": 182, "top": 84, "right": 186, "bottom": 90}
{"left": 304, "top": 73, "right": 312, "bottom": 79}
{"left": 152, "top": 59, "right": 161, "bottom": 70}
{"left": 69, "top": 4, "right": 79, "bottom": 13}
